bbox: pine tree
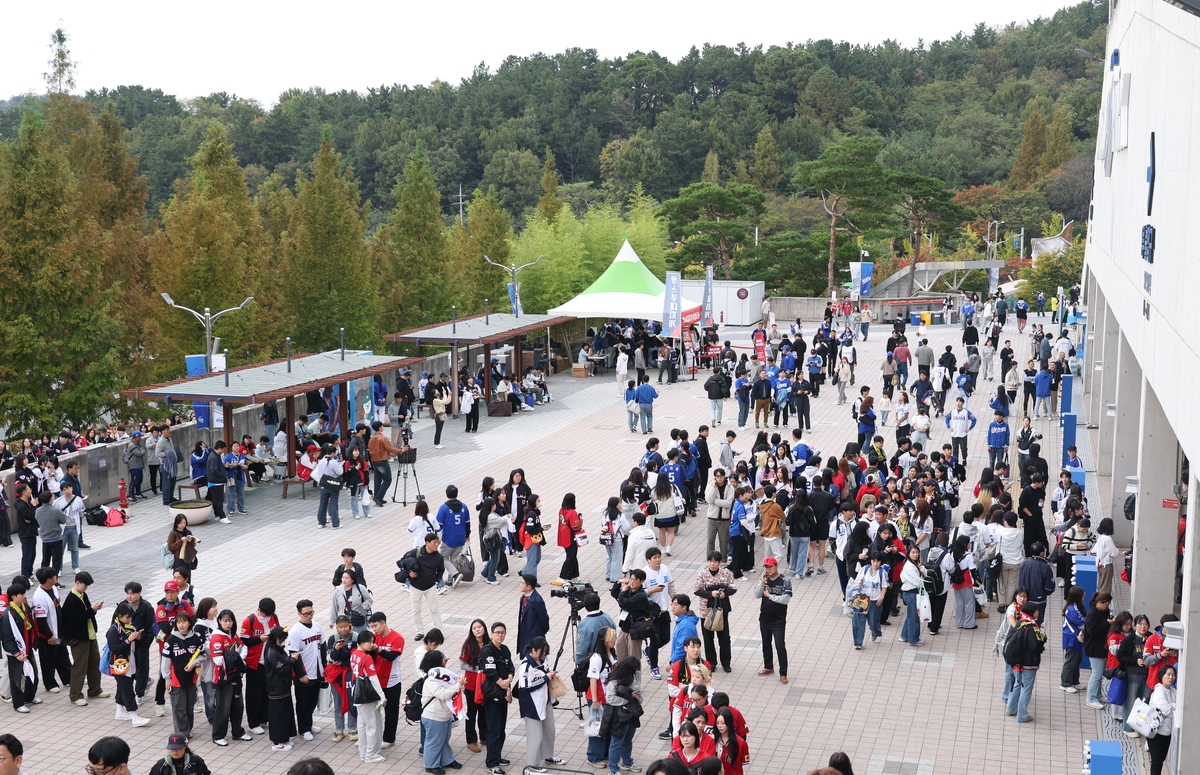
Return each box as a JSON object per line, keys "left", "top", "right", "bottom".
{"left": 153, "top": 122, "right": 273, "bottom": 377}
{"left": 750, "top": 125, "right": 783, "bottom": 193}
{"left": 389, "top": 141, "right": 447, "bottom": 327}
{"left": 447, "top": 187, "right": 512, "bottom": 312}
{"left": 1009, "top": 104, "right": 1048, "bottom": 190}
{"left": 0, "top": 105, "right": 123, "bottom": 430}
{"left": 702, "top": 150, "right": 720, "bottom": 184}
{"left": 283, "top": 130, "right": 379, "bottom": 351}
{"left": 537, "top": 148, "right": 563, "bottom": 223}
{"left": 1041, "top": 105, "right": 1074, "bottom": 177}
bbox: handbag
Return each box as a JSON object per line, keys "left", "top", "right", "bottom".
{"left": 547, "top": 675, "right": 568, "bottom": 700}
{"left": 575, "top": 529, "right": 589, "bottom": 547}
{"left": 1107, "top": 675, "right": 1128, "bottom": 706}
{"left": 916, "top": 587, "right": 932, "bottom": 623}
{"left": 703, "top": 604, "right": 725, "bottom": 632}
{"left": 626, "top": 399, "right": 639, "bottom": 413}
{"left": 352, "top": 675, "right": 381, "bottom": 705}
{"left": 1127, "top": 697, "right": 1161, "bottom": 737}
{"left": 585, "top": 703, "right": 604, "bottom": 737}
{"left": 319, "top": 473, "right": 344, "bottom": 491}
{"left": 598, "top": 521, "right": 615, "bottom": 547}
{"left": 484, "top": 530, "right": 503, "bottom": 552}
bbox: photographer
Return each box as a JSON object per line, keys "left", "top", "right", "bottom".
{"left": 616, "top": 569, "right": 654, "bottom": 662}
{"left": 575, "top": 593, "right": 615, "bottom": 667}
{"left": 387, "top": 392, "right": 411, "bottom": 447}
{"left": 368, "top": 420, "right": 403, "bottom": 509}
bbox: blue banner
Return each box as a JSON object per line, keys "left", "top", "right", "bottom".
{"left": 508, "top": 282, "right": 523, "bottom": 316}
{"left": 185, "top": 355, "right": 210, "bottom": 429}
{"left": 860, "top": 262, "right": 874, "bottom": 298}
{"left": 987, "top": 267, "right": 1000, "bottom": 294}
{"left": 664, "top": 270, "right": 682, "bottom": 336}
{"left": 700, "top": 266, "right": 714, "bottom": 328}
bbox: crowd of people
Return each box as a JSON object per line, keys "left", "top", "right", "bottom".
{"left": 3, "top": 282, "right": 1172, "bottom": 775}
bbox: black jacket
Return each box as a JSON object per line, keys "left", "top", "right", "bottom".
{"left": 617, "top": 587, "right": 652, "bottom": 632}
{"left": 60, "top": 588, "right": 98, "bottom": 643}
{"left": 516, "top": 590, "right": 550, "bottom": 654}
{"left": 332, "top": 561, "right": 367, "bottom": 587}
{"left": 111, "top": 599, "right": 156, "bottom": 646}
{"left": 480, "top": 641, "right": 514, "bottom": 702}
{"left": 262, "top": 641, "right": 299, "bottom": 698}
{"left": 703, "top": 374, "right": 727, "bottom": 400}
{"left": 1082, "top": 606, "right": 1111, "bottom": 660}
{"left": 397, "top": 547, "right": 444, "bottom": 591}
{"left": 695, "top": 437, "right": 712, "bottom": 468}
{"left": 205, "top": 452, "right": 224, "bottom": 485}
{"left": 14, "top": 498, "right": 37, "bottom": 539}
{"left": 1016, "top": 556, "right": 1055, "bottom": 604}
{"left": 148, "top": 752, "right": 211, "bottom": 775}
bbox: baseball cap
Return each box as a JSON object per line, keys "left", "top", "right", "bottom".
{"left": 763, "top": 557, "right": 778, "bottom": 566}
{"left": 167, "top": 733, "right": 187, "bottom": 750}
{"left": 163, "top": 581, "right": 179, "bottom": 592}
{"left": 131, "top": 430, "right": 142, "bottom": 437}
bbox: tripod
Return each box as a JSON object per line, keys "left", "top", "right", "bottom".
{"left": 391, "top": 447, "right": 422, "bottom": 505}
{"left": 550, "top": 604, "right": 586, "bottom": 720}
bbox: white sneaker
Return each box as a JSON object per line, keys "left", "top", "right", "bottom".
{"left": 155, "top": 705, "right": 165, "bottom": 716}
{"left": 215, "top": 739, "right": 229, "bottom": 747}
{"left": 380, "top": 741, "right": 393, "bottom": 749}
{"left": 364, "top": 755, "right": 386, "bottom": 763}
{"left": 220, "top": 518, "right": 232, "bottom": 524}
{"left": 302, "top": 731, "right": 314, "bottom": 741}
{"left": 116, "top": 709, "right": 131, "bottom": 720}
{"left": 437, "top": 586, "right": 448, "bottom": 595}
{"left": 664, "top": 546, "right": 672, "bottom": 555}
{"left": 132, "top": 716, "right": 150, "bottom": 727}
{"left": 309, "top": 725, "right": 320, "bottom": 734}
{"left": 434, "top": 444, "right": 444, "bottom": 449}
{"left": 49, "top": 686, "right": 60, "bottom": 693}
{"left": 249, "top": 726, "right": 265, "bottom": 735}
{"left": 272, "top": 743, "right": 293, "bottom": 751}
{"left": 1060, "top": 685, "right": 1078, "bottom": 693}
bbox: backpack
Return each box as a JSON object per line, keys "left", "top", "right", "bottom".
{"left": 100, "top": 640, "right": 113, "bottom": 676}
{"left": 924, "top": 548, "right": 947, "bottom": 596}
{"left": 1124, "top": 493, "right": 1136, "bottom": 521}
{"left": 629, "top": 600, "right": 660, "bottom": 641}
{"left": 103, "top": 507, "right": 127, "bottom": 527}
{"left": 403, "top": 676, "right": 430, "bottom": 723}
{"left": 121, "top": 446, "right": 131, "bottom": 465}
{"left": 948, "top": 552, "right": 965, "bottom": 586}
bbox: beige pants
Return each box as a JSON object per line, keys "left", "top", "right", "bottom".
{"left": 615, "top": 630, "right": 643, "bottom": 664}
{"left": 998, "top": 561, "right": 1021, "bottom": 606}
{"left": 408, "top": 585, "right": 442, "bottom": 632}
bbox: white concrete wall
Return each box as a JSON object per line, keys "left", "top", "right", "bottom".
{"left": 1085, "top": 0, "right": 1200, "bottom": 468}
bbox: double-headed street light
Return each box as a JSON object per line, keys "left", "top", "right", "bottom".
{"left": 160, "top": 293, "right": 253, "bottom": 373}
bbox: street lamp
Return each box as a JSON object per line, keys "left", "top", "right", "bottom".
{"left": 1073, "top": 47, "right": 1101, "bottom": 62}
{"left": 160, "top": 293, "right": 254, "bottom": 373}
{"left": 484, "top": 255, "right": 543, "bottom": 318}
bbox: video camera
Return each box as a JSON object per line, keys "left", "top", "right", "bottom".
{"left": 549, "top": 579, "right": 593, "bottom": 612}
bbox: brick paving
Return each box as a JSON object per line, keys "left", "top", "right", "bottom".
{"left": 0, "top": 313, "right": 1100, "bottom": 775}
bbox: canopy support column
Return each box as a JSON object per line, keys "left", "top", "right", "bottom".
{"left": 286, "top": 395, "right": 297, "bottom": 477}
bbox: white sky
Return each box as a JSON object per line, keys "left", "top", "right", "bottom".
{"left": 4, "top": 1, "right": 1079, "bottom": 107}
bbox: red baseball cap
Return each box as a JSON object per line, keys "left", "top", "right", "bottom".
{"left": 163, "top": 581, "right": 179, "bottom": 591}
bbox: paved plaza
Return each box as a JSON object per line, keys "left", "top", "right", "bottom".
{"left": 3, "top": 312, "right": 1113, "bottom": 775}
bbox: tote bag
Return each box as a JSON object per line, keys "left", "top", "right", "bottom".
{"left": 916, "top": 588, "right": 933, "bottom": 623}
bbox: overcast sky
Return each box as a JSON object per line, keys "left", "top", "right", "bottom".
{"left": 4, "top": 1, "right": 1079, "bottom": 107}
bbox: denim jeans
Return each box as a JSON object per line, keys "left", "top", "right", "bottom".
{"left": 606, "top": 538, "right": 624, "bottom": 582}
{"left": 348, "top": 488, "right": 371, "bottom": 518}
{"left": 522, "top": 543, "right": 541, "bottom": 576}
{"left": 897, "top": 364, "right": 909, "bottom": 386}
{"left": 737, "top": 400, "right": 749, "bottom": 428}
{"left": 421, "top": 717, "right": 455, "bottom": 768}
{"left": 372, "top": 461, "right": 391, "bottom": 505}
{"left": 63, "top": 525, "right": 80, "bottom": 571}
{"left": 989, "top": 447, "right": 1006, "bottom": 472}
{"left": 861, "top": 323, "right": 870, "bottom": 340}
{"left": 900, "top": 589, "right": 921, "bottom": 644}
{"left": 851, "top": 600, "right": 882, "bottom": 646}
{"left": 709, "top": 399, "right": 723, "bottom": 423}
{"left": 788, "top": 537, "right": 809, "bottom": 576}
{"left": 639, "top": 404, "right": 653, "bottom": 433}
{"left": 1005, "top": 668, "right": 1036, "bottom": 722}
{"left": 482, "top": 545, "right": 500, "bottom": 582}
{"left": 333, "top": 697, "right": 358, "bottom": 731}
{"left": 1002, "top": 663, "right": 1016, "bottom": 702}
{"left": 1034, "top": 396, "right": 1051, "bottom": 417}
{"left": 607, "top": 718, "right": 637, "bottom": 773}
{"left": 1087, "top": 656, "right": 1106, "bottom": 704}
{"left": 318, "top": 488, "right": 341, "bottom": 527}
{"left": 587, "top": 719, "right": 609, "bottom": 763}
{"left": 226, "top": 479, "right": 245, "bottom": 513}
{"left": 627, "top": 410, "right": 638, "bottom": 432}
{"left": 162, "top": 475, "right": 176, "bottom": 504}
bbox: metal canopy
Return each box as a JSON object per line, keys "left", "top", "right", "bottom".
{"left": 121, "top": 351, "right": 422, "bottom": 405}
{"left": 873, "top": 260, "right": 1007, "bottom": 298}
{"left": 386, "top": 313, "right": 574, "bottom": 345}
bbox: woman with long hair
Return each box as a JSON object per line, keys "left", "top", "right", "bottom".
{"left": 477, "top": 476, "right": 496, "bottom": 566}
{"left": 493, "top": 488, "right": 512, "bottom": 576}
{"left": 106, "top": 602, "right": 150, "bottom": 728}
{"left": 459, "top": 618, "right": 489, "bottom": 752}
{"left": 603, "top": 656, "right": 645, "bottom": 774}
{"left": 1060, "top": 585, "right": 1087, "bottom": 692}
{"left": 167, "top": 513, "right": 199, "bottom": 573}
{"left": 190, "top": 442, "right": 209, "bottom": 487}
{"left": 343, "top": 445, "right": 371, "bottom": 520}
{"left": 669, "top": 720, "right": 716, "bottom": 769}
{"left": 949, "top": 533, "right": 978, "bottom": 630}
{"left": 1117, "top": 614, "right": 1153, "bottom": 736}
{"left": 1082, "top": 591, "right": 1113, "bottom": 708}
{"left": 210, "top": 608, "right": 251, "bottom": 745}
{"left": 651, "top": 474, "right": 679, "bottom": 554}
{"left": 263, "top": 626, "right": 299, "bottom": 751}
{"left": 899, "top": 544, "right": 927, "bottom": 647}
{"left": 995, "top": 587, "right": 1029, "bottom": 704}
{"left": 478, "top": 498, "right": 508, "bottom": 585}
{"left": 712, "top": 707, "right": 749, "bottom": 775}
{"left": 557, "top": 493, "right": 584, "bottom": 581}
{"left": 586, "top": 627, "right": 618, "bottom": 767}
{"left": 893, "top": 391, "right": 911, "bottom": 444}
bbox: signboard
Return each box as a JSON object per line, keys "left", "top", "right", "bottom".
{"left": 987, "top": 267, "right": 1000, "bottom": 295}
{"left": 663, "top": 270, "right": 683, "bottom": 337}
{"left": 1163, "top": 499, "right": 1180, "bottom": 510}
{"left": 185, "top": 355, "right": 210, "bottom": 429}
{"left": 508, "top": 282, "right": 524, "bottom": 316}
{"left": 700, "top": 266, "right": 715, "bottom": 328}
{"left": 850, "top": 262, "right": 874, "bottom": 300}
{"left": 736, "top": 287, "right": 748, "bottom": 300}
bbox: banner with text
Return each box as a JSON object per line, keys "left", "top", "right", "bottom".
{"left": 664, "top": 270, "right": 683, "bottom": 337}
{"left": 700, "top": 265, "right": 715, "bottom": 328}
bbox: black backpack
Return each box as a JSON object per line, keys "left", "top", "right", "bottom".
{"left": 924, "top": 548, "right": 947, "bottom": 596}
{"left": 1124, "top": 493, "right": 1136, "bottom": 521}
{"left": 403, "top": 676, "right": 429, "bottom": 724}
{"left": 948, "top": 552, "right": 965, "bottom": 586}
{"left": 1002, "top": 623, "right": 1026, "bottom": 666}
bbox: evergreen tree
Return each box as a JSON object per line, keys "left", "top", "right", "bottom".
{"left": 389, "top": 141, "right": 447, "bottom": 327}
{"left": 537, "top": 148, "right": 563, "bottom": 223}
{"left": 153, "top": 122, "right": 272, "bottom": 377}
{"left": 750, "top": 126, "right": 782, "bottom": 193}
{"left": 0, "top": 106, "right": 123, "bottom": 431}
{"left": 626, "top": 184, "right": 669, "bottom": 278}
{"left": 283, "top": 130, "right": 379, "bottom": 351}
{"left": 885, "top": 171, "right": 973, "bottom": 294}
{"left": 702, "top": 150, "right": 720, "bottom": 184}
{"left": 1041, "top": 105, "right": 1074, "bottom": 176}
{"left": 453, "top": 186, "right": 512, "bottom": 311}
{"left": 660, "top": 182, "right": 766, "bottom": 279}
{"left": 1009, "top": 103, "right": 1047, "bottom": 190}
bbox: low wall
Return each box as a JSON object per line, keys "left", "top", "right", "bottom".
{"left": 768, "top": 297, "right": 954, "bottom": 325}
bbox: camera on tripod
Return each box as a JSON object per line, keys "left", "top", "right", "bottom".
{"left": 549, "top": 579, "right": 593, "bottom": 612}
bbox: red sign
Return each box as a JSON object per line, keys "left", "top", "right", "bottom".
{"left": 1162, "top": 499, "right": 1180, "bottom": 510}
{"left": 737, "top": 288, "right": 749, "bottom": 300}
{"left": 705, "top": 346, "right": 723, "bottom": 357}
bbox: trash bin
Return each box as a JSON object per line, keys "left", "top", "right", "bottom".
{"left": 920, "top": 311, "right": 932, "bottom": 325}
{"left": 932, "top": 312, "right": 945, "bottom": 325}
{"left": 909, "top": 312, "right": 921, "bottom": 326}
{"left": 949, "top": 311, "right": 959, "bottom": 325}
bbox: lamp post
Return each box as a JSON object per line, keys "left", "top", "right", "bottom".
{"left": 484, "top": 255, "right": 543, "bottom": 318}
{"left": 160, "top": 294, "right": 253, "bottom": 373}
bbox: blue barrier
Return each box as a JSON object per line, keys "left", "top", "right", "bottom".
{"left": 1060, "top": 373, "right": 1073, "bottom": 415}
{"left": 1061, "top": 412, "right": 1077, "bottom": 467}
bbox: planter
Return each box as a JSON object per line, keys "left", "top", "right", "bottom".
{"left": 169, "top": 500, "right": 212, "bottom": 526}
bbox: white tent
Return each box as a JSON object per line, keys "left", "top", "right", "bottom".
{"left": 548, "top": 240, "right": 702, "bottom": 325}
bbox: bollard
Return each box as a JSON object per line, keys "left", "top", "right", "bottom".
{"left": 1060, "top": 373, "right": 1073, "bottom": 415}
{"left": 1060, "top": 412, "right": 1077, "bottom": 467}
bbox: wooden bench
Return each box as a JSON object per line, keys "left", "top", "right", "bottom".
{"left": 415, "top": 403, "right": 433, "bottom": 419}
{"left": 281, "top": 478, "right": 308, "bottom": 500}
{"left": 177, "top": 481, "right": 204, "bottom": 501}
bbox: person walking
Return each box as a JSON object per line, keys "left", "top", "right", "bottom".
{"left": 481, "top": 622, "right": 515, "bottom": 775}
{"left": 636, "top": 375, "right": 659, "bottom": 435}
{"left": 518, "top": 637, "right": 562, "bottom": 773}
{"left": 752, "top": 557, "right": 791, "bottom": 684}
{"left": 314, "top": 445, "right": 344, "bottom": 529}
{"left": 400, "top": 534, "right": 446, "bottom": 641}
{"left": 557, "top": 494, "right": 583, "bottom": 581}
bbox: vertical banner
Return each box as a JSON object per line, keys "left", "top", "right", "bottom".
{"left": 185, "top": 355, "right": 210, "bottom": 429}
{"left": 209, "top": 352, "right": 226, "bottom": 429}
{"left": 700, "top": 265, "right": 715, "bottom": 328}
{"left": 849, "top": 262, "right": 862, "bottom": 300}
{"left": 860, "top": 262, "right": 874, "bottom": 298}
{"left": 987, "top": 267, "right": 1000, "bottom": 294}
{"left": 664, "top": 270, "right": 682, "bottom": 337}
{"left": 508, "top": 282, "right": 524, "bottom": 316}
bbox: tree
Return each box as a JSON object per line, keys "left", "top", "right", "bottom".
{"left": 660, "top": 182, "right": 765, "bottom": 279}
{"left": 44, "top": 28, "right": 77, "bottom": 95}
{"left": 750, "top": 126, "right": 782, "bottom": 193}
{"left": 389, "top": 141, "right": 447, "bottom": 327}
{"left": 283, "top": 130, "right": 379, "bottom": 351}
{"left": 600, "top": 129, "right": 666, "bottom": 201}
{"left": 537, "top": 148, "right": 563, "bottom": 222}
{"left": 885, "top": 171, "right": 974, "bottom": 294}
{"left": 702, "top": 150, "right": 720, "bottom": 184}
{"left": 1009, "top": 103, "right": 1047, "bottom": 190}
{"left": 1017, "top": 239, "right": 1084, "bottom": 298}
{"left": 734, "top": 230, "right": 828, "bottom": 296}
{"left": 1041, "top": 105, "right": 1074, "bottom": 176}
{"left": 451, "top": 186, "right": 511, "bottom": 311}
{"left": 793, "top": 136, "right": 892, "bottom": 296}
{"left": 0, "top": 106, "right": 123, "bottom": 431}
